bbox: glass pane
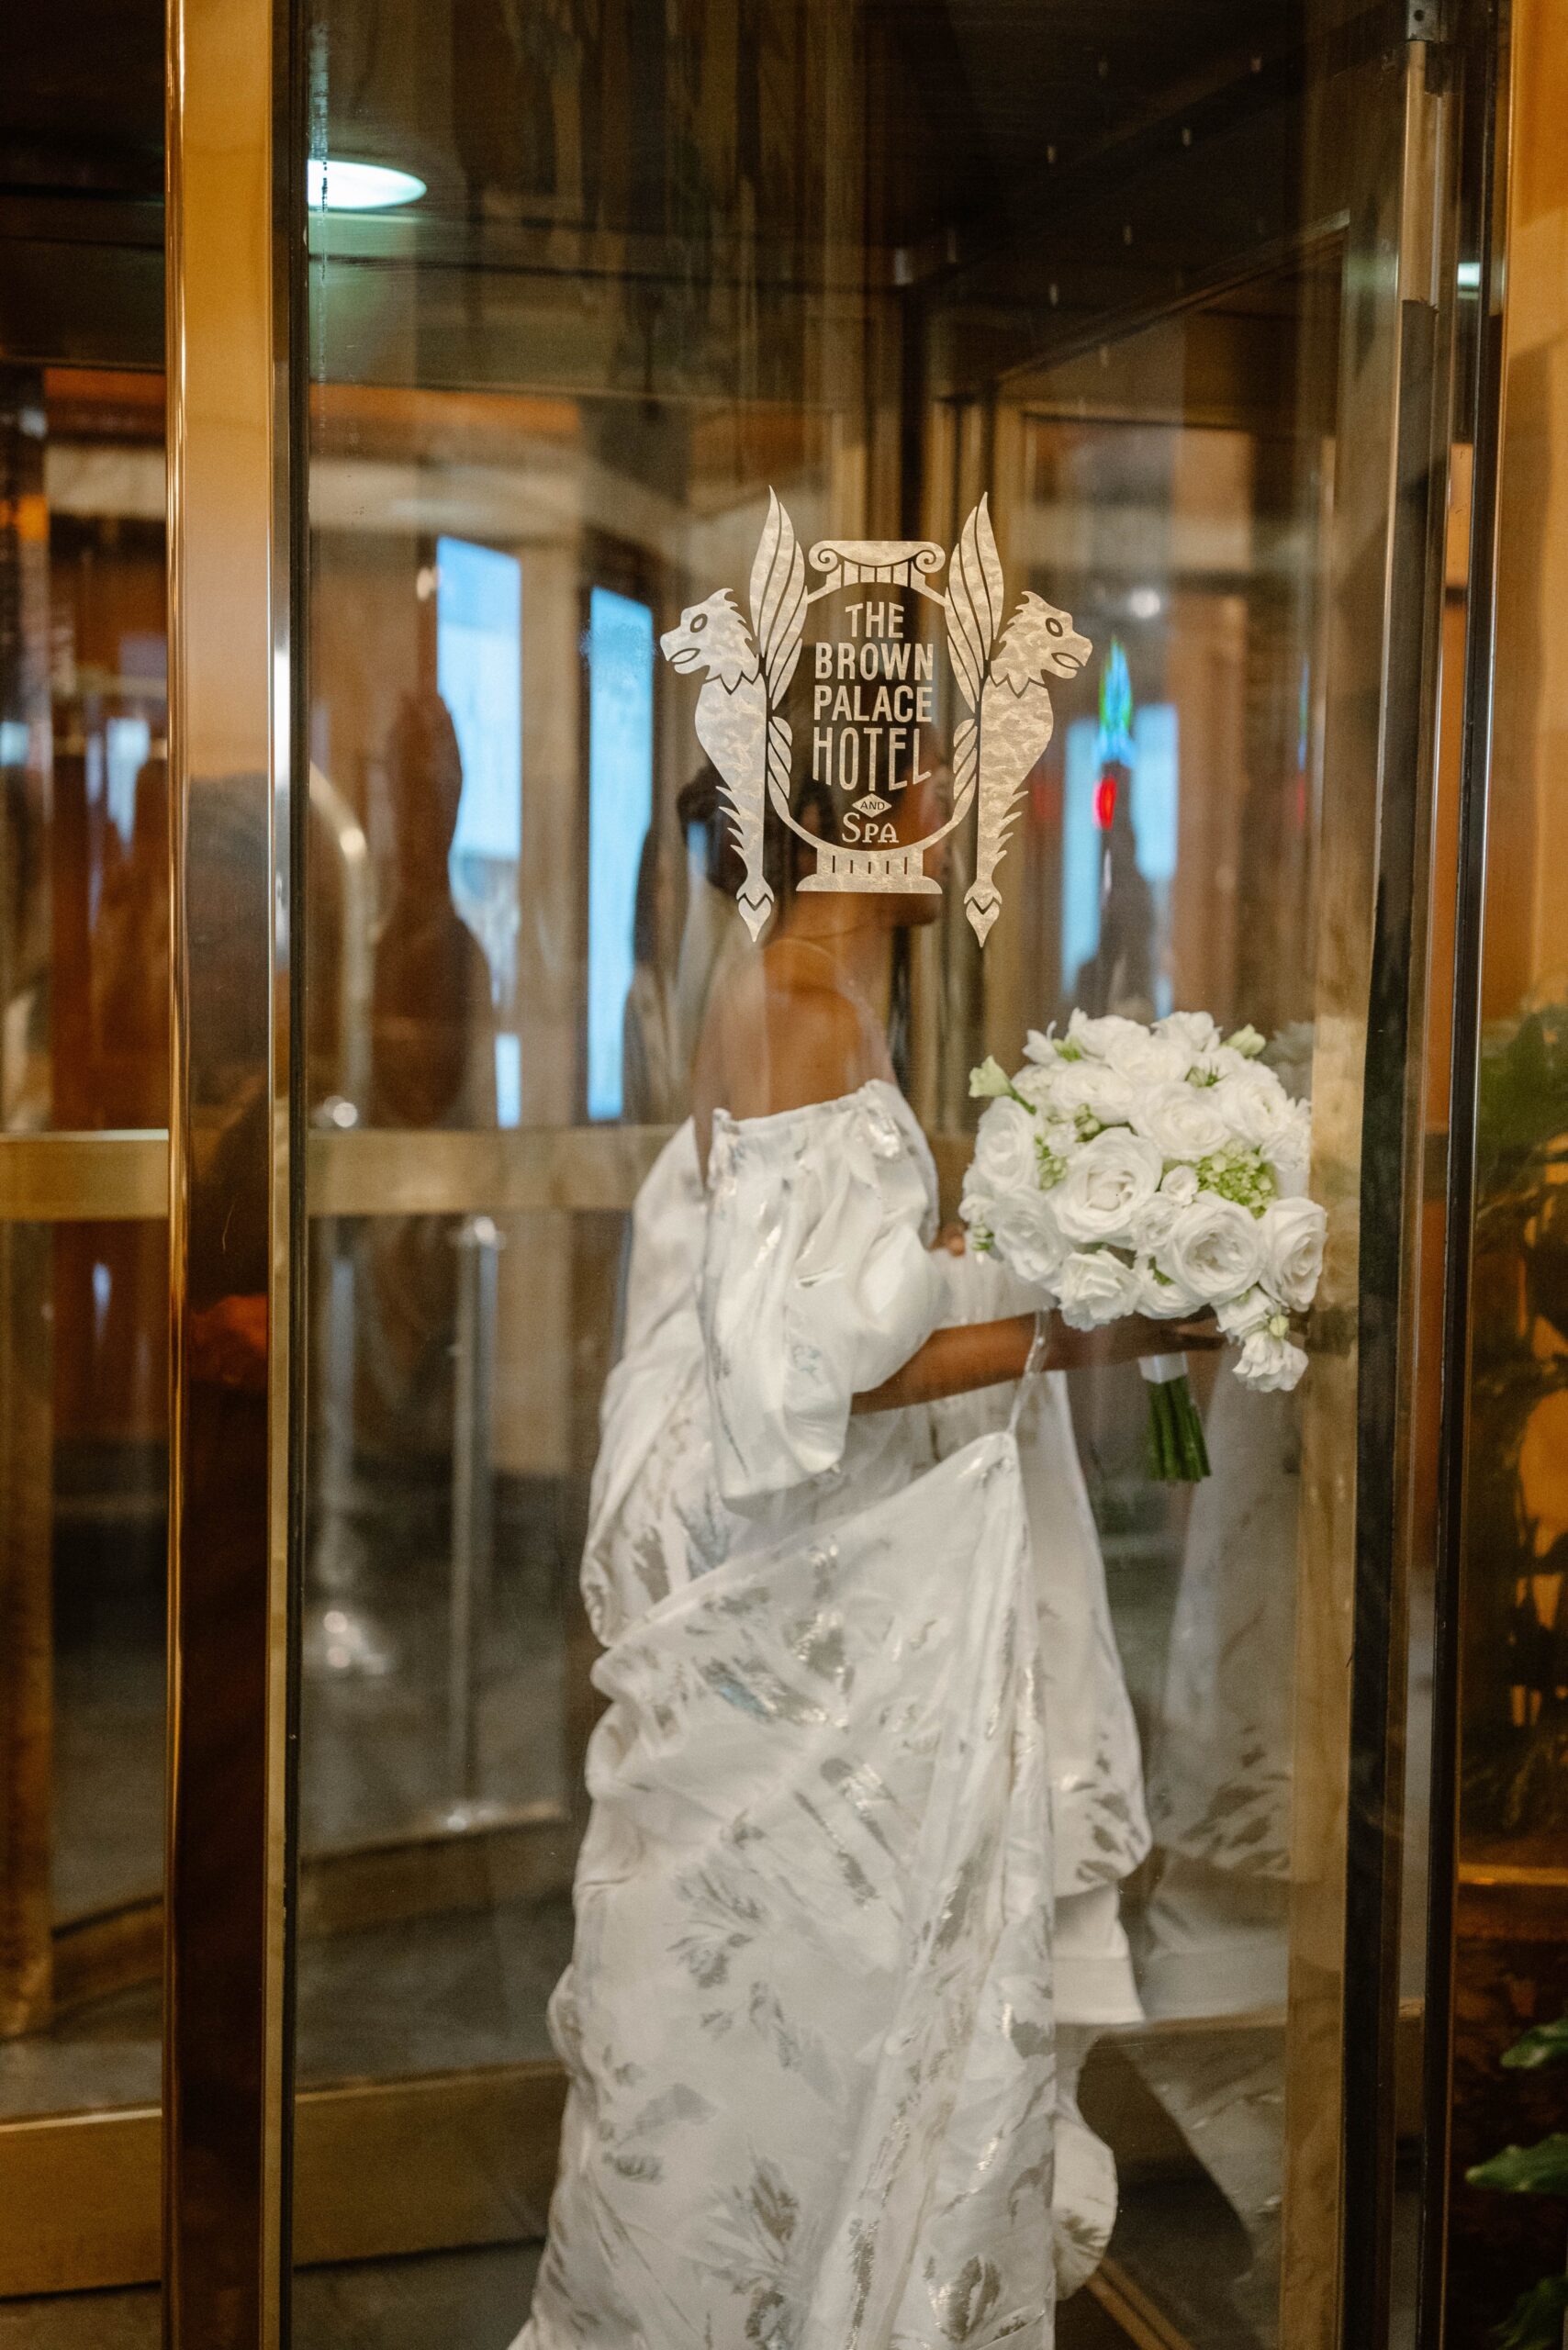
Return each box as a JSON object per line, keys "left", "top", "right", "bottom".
{"left": 0, "top": 31, "right": 168, "bottom": 2309}
{"left": 1442, "top": 2, "right": 1568, "bottom": 2338}
{"left": 292, "top": 7, "right": 1438, "bottom": 2344}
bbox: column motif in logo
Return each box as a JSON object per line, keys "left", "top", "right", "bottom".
{"left": 659, "top": 490, "right": 1091, "bottom": 946}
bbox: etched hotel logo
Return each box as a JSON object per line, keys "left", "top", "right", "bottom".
{"left": 660, "top": 491, "right": 1092, "bottom": 946}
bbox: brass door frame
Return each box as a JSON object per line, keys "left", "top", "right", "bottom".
{"left": 0, "top": 0, "right": 1488, "bottom": 2339}
{"left": 162, "top": 0, "right": 297, "bottom": 2333}
{"left": 1283, "top": 28, "right": 1463, "bottom": 2350}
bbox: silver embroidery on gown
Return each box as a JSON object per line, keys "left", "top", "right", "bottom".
{"left": 516, "top": 1083, "right": 1140, "bottom": 2348}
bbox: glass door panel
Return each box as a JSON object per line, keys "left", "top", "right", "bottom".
{"left": 0, "top": 11, "right": 170, "bottom": 2314}
{"left": 290, "top": 6, "right": 1455, "bottom": 2346}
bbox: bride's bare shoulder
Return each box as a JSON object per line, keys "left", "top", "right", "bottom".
{"left": 693, "top": 941, "right": 891, "bottom": 1157}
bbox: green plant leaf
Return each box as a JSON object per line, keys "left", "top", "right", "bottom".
{"left": 1494, "top": 2273, "right": 1568, "bottom": 2350}
{"left": 1503, "top": 2016, "right": 1568, "bottom": 2071}
{"left": 1467, "top": 2135, "right": 1568, "bottom": 2196}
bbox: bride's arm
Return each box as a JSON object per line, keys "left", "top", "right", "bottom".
{"left": 852, "top": 1311, "right": 1216, "bottom": 1413}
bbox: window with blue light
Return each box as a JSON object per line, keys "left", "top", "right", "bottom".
{"left": 436, "top": 536, "right": 523, "bottom": 1054}
{"left": 586, "top": 588, "right": 655, "bottom": 1122}
{"left": 1060, "top": 641, "right": 1179, "bottom": 1013}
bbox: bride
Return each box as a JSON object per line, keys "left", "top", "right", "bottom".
{"left": 516, "top": 775, "right": 1191, "bottom": 2350}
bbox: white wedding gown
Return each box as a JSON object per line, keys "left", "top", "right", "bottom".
{"left": 516, "top": 1081, "right": 1145, "bottom": 2350}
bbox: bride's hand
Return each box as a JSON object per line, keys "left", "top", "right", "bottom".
{"left": 930, "top": 1223, "right": 967, "bottom": 1258}
{"left": 1048, "top": 1308, "right": 1224, "bottom": 1370}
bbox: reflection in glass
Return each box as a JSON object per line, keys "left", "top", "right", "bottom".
{"left": 1441, "top": 7, "right": 1568, "bottom": 2333}
{"left": 586, "top": 586, "right": 655, "bottom": 1123}
{"left": 290, "top": 7, "right": 1430, "bottom": 2344}
{"left": 0, "top": 359, "right": 168, "bottom": 2317}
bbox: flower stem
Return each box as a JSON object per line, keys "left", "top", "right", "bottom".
{"left": 1144, "top": 1373, "right": 1211, "bottom": 1483}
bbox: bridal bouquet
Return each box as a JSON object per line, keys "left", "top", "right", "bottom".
{"left": 963, "top": 1010, "right": 1324, "bottom": 1481}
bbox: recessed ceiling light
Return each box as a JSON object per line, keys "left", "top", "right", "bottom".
{"left": 308, "top": 158, "right": 426, "bottom": 212}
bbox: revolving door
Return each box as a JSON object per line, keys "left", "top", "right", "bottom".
{"left": 0, "top": 2, "right": 1552, "bottom": 2345}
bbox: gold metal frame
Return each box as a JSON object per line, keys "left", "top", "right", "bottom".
{"left": 0, "top": 6, "right": 1487, "bottom": 2340}
{"left": 162, "top": 0, "right": 295, "bottom": 2333}
{"left": 1279, "top": 29, "right": 1462, "bottom": 2350}
{"left": 0, "top": 2064, "right": 565, "bottom": 2299}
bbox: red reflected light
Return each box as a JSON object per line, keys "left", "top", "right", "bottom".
{"left": 1094, "top": 774, "right": 1118, "bottom": 830}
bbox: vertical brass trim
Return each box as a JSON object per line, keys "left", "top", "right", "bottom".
{"left": 1418, "top": 3, "right": 1515, "bottom": 2342}
{"left": 163, "top": 0, "right": 293, "bottom": 2339}
{"left": 1282, "top": 30, "right": 1459, "bottom": 2350}
{"left": 1338, "top": 37, "right": 1461, "bottom": 2345}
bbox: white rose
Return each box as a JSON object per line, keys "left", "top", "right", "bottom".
{"left": 1157, "top": 1195, "right": 1266, "bottom": 1304}
{"left": 1135, "top": 1081, "right": 1233, "bottom": 1161}
{"left": 1157, "top": 1010, "right": 1220, "bottom": 1057}
{"left": 1160, "top": 1162, "right": 1200, "bottom": 1206}
{"left": 1213, "top": 1068, "right": 1294, "bottom": 1152}
{"left": 1102, "top": 1025, "right": 1193, "bottom": 1089}
{"left": 1067, "top": 1008, "right": 1144, "bottom": 1059}
{"left": 1136, "top": 1256, "right": 1203, "bottom": 1318}
{"left": 1132, "top": 1191, "right": 1184, "bottom": 1254}
{"left": 970, "top": 1097, "right": 1040, "bottom": 1199}
{"left": 1052, "top": 1059, "right": 1137, "bottom": 1127}
{"left": 1260, "top": 1195, "right": 1327, "bottom": 1311}
{"left": 1267, "top": 1102, "right": 1314, "bottom": 1197}
{"left": 1057, "top": 1248, "right": 1142, "bottom": 1330}
{"left": 1236, "top": 1328, "right": 1308, "bottom": 1393}
{"left": 1052, "top": 1127, "right": 1164, "bottom": 1246}
{"left": 987, "top": 1194, "right": 1068, "bottom": 1292}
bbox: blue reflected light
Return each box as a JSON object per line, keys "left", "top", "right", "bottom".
{"left": 437, "top": 535, "right": 523, "bottom": 1018}
{"left": 587, "top": 588, "right": 655, "bottom": 1122}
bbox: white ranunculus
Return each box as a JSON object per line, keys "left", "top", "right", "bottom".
{"left": 1136, "top": 1257, "right": 1203, "bottom": 1318}
{"left": 1157, "top": 1010, "right": 1220, "bottom": 1057}
{"left": 1159, "top": 1162, "right": 1201, "bottom": 1206}
{"left": 1102, "top": 1024, "right": 1193, "bottom": 1089}
{"left": 1260, "top": 1194, "right": 1327, "bottom": 1311}
{"left": 1051, "top": 1059, "right": 1137, "bottom": 1127}
{"left": 1067, "top": 1007, "right": 1143, "bottom": 1059}
{"left": 1157, "top": 1195, "right": 1266, "bottom": 1304}
{"left": 1236, "top": 1328, "right": 1309, "bottom": 1392}
{"left": 1134, "top": 1080, "right": 1233, "bottom": 1162}
{"left": 1052, "top": 1127, "right": 1164, "bottom": 1246}
{"left": 988, "top": 1194, "right": 1068, "bottom": 1292}
{"left": 1057, "top": 1247, "right": 1142, "bottom": 1330}
{"left": 970, "top": 1096, "right": 1041, "bottom": 1198}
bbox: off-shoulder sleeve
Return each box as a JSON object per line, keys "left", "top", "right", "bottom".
{"left": 700, "top": 1091, "right": 943, "bottom": 1505}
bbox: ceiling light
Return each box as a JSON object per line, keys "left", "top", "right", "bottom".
{"left": 308, "top": 158, "right": 426, "bottom": 213}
